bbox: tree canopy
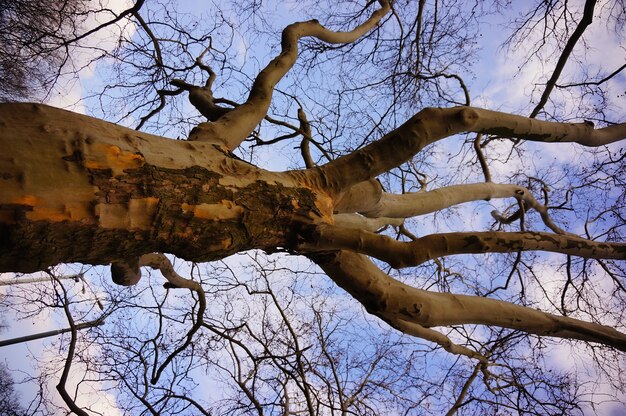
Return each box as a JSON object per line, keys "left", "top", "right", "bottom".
{"left": 0, "top": 0, "right": 625, "bottom": 414}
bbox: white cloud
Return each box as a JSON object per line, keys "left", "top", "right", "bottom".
{"left": 47, "top": 0, "right": 137, "bottom": 113}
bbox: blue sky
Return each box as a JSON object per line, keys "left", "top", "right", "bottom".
{"left": 1, "top": 0, "right": 625, "bottom": 414}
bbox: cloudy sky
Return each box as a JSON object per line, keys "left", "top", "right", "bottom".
{"left": 1, "top": 0, "right": 625, "bottom": 414}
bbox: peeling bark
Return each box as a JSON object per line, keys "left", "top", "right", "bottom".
{"left": 1, "top": 100, "right": 625, "bottom": 354}
{"left": 0, "top": 103, "right": 333, "bottom": 272}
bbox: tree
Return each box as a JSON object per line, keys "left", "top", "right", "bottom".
{"left": 0, "top": 363, "right": 28, "bottom": 416}
{"left": 1, "top": 0, "right": 625, "bottom": 414}
{"left": 0, "top": 0, "right": 90, "bottom": 101}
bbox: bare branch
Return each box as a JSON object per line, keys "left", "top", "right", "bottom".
{"left": 305, "top": 106, "right": 626, "bottom": 194}
{"left": 392, "top": 319, "right": 488, "bottom": 363}
{"left": 305, "top": 224, "right": 626, "bottom": 268}
{"left": 529, "top": 0, "right": 598, "bottom": 118}
{"left": 363, "top": 182, "right": 567, "bottom": 235}
{"left": 473, "top": 133, "right": 491, "bottom": 182}
{"left": 53, "top": 277, "right": 90, "bottom": 416}
{"left": 310, "top": 250, "right": 626, "bottom": 351}
{"left": 188, "top": 0, "right": 391, "bottom": 149}
{"left": 445, "top": 363, "right": 482, "bottom": 416}
{"left": 556, "top": 62, "right": 626, "bottom": 88}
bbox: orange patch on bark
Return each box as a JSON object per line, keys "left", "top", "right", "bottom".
{"left": 9, "top": 197, "right": 93, "bottom": 223}
{"left": 181, "top": 200, "right": 244, "bottom": 221}
{"left": 10, "top": 195, "right": 40, "bottom": 206}
{"left": 96, "top": 197, "right": 160, "bottom": 230}
{"left": 315, "top": 193, "right": 335, "bottom": 223}
{"left": 83, "top": 144, "right": 145, "bottom": 175}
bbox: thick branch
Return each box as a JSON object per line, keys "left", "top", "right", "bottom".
{"left": 306, "top": 225, "right": 626, "bottom": 268}
{"left": 139, "top": 253, "right": 204, "bottom": 291}
{"left": 310, "top": 251, "right": 626, "bottom": 351}
{"left": 303, "top": 107, "right": 626, "bottom": 194}
{"left": 190, "top": 0, "right": 391, "bottom": 149}
{"left": 333, "top": 213, "right": 403, "bottom": 232}
{"left": 333, "top": 179, "right": 383, "bottom": 213}
{"left": 469, "top": 107, "right": 626, "bottom": 146}
{"left": 362, "top": 182, "right": 566, "bottom": 234}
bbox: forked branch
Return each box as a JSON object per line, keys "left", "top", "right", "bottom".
{"left": 360, "top": 182, "right": 567, "bottom": 235}
{"left": 111, "top": 253, "right": 206, "bottom": 384}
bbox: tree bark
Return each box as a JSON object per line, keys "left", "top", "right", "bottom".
{"left": 2, "top": 102, "right": 625, "bottom": 353}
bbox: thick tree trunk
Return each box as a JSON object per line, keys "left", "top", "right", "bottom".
{"left": 0, "top": 103, "right": 333, "bottom": 272}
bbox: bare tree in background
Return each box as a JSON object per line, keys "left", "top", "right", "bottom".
{"left": 0, "top": 0, "right": 89, "bottom": 101}
{"left": 0, "top": 363, "right": 28, "bottom": 416}
{"left": 1, "top": 0, "right": 625, "bottom": 414}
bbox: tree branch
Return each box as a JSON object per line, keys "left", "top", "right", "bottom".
{"left": 529, "top": 0, "right": 597, "bottom": 118}
{"left": 301, "top": 106, "right": 626, "bottom": 194}
{"left": 138, "top": 254, "right": 207, "bottom": 384}
{"left": 310, "top": 250, "right": 626, "bottom": 351}
{"left": 361, "top": 182, "right": 566, "bottom": 236}
{"left": 305, "top": 225, "right": 626, "bottom": 269}
{"left": 53, "top": 277, "right": 90, "bottom": 416}
{"left": 556, "top": 62, "right": 626, "bottom": 88}
{"left": 392, "top": 319, "right": 488, "bottom": 363}
{"left": 333, "top": 213, "right": 403, "bottom": 232}
{"left": 188, "top": 0, "right": 391, "bottom": 149}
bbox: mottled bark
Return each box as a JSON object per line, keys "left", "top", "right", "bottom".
{"left": 1, "top": 101, "right": 625, "bottom": 354}
{"left": 0, "top": 103, "right": 333, "bottom": 272}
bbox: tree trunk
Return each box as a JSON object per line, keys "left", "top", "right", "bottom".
{"left": 0, "top": 103, "right": 333, "bottom": 272}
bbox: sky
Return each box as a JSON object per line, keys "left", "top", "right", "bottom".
{"left": 1, "top": 0, "right": 625, "bottom": 414}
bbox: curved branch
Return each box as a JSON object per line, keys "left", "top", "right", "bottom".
{"left": 302, "top": 106, "right": 626, "bottom": 194}
{"left": 305, "top": 225, "right": 626, "bottom": 269}
{"left": 556, "top": 62, "right": 626, "bottom": 88}
{"left": 392, "top": 319, "right": 488, "bottom": 363}
{"left": 136, "top": 87, "right": 185, "bottom": 130}
{"left": 171, "top": 79, "right": 233, "bottom": 122}
{"left": 298, "top": 107, "right": 315, "bottom": 168}
{"left": 112, "top": 254, "right": 207, "bottom": 384}
{"left": 137, "top": 254, "right": 206, "bottom": 384}
{"left": 473, "top": 133, "right": 491, "bottom": 182}
{"left": 189, "top": 0, "right": 391, "bottom": 149}
{"left": 54, "top": 277, "right": 90, "bottom": 416}
{"left": 309, "top": 250, "right": 626, "bottom": 351}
